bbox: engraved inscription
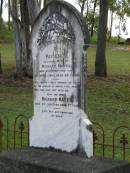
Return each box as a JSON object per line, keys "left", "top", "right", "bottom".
{"left": 34, "top": 13, "right": 80, "bottom": 118}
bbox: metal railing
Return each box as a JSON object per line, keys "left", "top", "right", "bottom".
{"left": 0, "top": 115, "right": 130, "bottom": 162}
{"left": 0, "top": 115, "right": 29, "bottom": 151}
{"left": 93, "top": 121, "right": 130, "bottom": 161}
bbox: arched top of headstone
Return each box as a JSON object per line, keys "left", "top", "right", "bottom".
{"left": 32, "top": 0, "right": 89, "bottom": 47}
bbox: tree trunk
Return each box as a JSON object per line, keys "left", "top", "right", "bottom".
{"left": 43, "top": 0, "right": 46, "bottom": 7}
{"left": 95, "top": 0, "right": 108, "bottom": 77}
{"left": 81, "top": 0, "right": 86, "bottom": 16}
{"left": 20, "top": 0, "right": 30, "bottom": 73}
{"left": 118, "top": 16, "right": 122, "bottom": 43}
{"left": 0, "top": 0, "right": 3, "bottom": 17}
{"left": 86, "top": 0, "right": 89, "bottom": 16}
{"left": 8, "top": 0, "right": 11, "bottom": 30}
{"left": 10, "top": 0, "right": 27, "bottom": 77}
{"left": 90, "top": 0, "right": 97, "bottom": 38}
{"left": 27, "top": 0, "right": 40, "bottom": 27}
{"left": 25, "top": 0, "right": 41, "bottom": 77}
{"left": 38, "top": 0, "right": 42, "bottom": 9}
{"left": 108, "top": 10, "right": 113, "bottom": 41}
{"left": 11, "top": 0, "right": 22, "bottom": 76}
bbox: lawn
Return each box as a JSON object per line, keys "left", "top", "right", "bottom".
{"left": 88, "top": 44, "right": 130, "bottom": 75}
{"left": 0, "top": 42, "right": 130, "bottom": 160}
{"left": 0, "top": 43, "right": 15, "bottom": 73}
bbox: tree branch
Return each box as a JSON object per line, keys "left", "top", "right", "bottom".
{"left": 8, "top": 0, "right": 22, "bottom": 27}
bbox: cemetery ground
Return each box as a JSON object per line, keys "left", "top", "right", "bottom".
{"left": 0, "top": 43, "right": 130, "bottom": 160}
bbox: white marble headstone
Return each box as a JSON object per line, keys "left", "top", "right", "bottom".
{"left": 30, "top": 1, "right": 93, "bottom": 158}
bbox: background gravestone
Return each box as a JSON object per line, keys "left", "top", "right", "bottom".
{"left": 30, "top": 0, "right": 93, "bottom": 158}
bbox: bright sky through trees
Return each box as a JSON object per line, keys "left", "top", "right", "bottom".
{"left": 2, "top": 0, "right": 130, "bottom": 39}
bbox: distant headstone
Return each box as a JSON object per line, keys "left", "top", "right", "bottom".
{"left": 30, "top": 0, "right": 93, "bottom": 158}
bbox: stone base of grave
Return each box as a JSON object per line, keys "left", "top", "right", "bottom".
{"left": 0, "top": 148, "right": 130, "bottom": 173}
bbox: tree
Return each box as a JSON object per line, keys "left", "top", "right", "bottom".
{"left": 76, "top": 0, "right": 88, "bottom": 16}
{"left": 27, "top": 0, "right": 40, "bottom": 27}
{"left": 107, "top": 10, "right": 114, "bottom": 41}
{"left": 9, "top": 0, "right": 49, "bottom": 77}
{"left": 95, "top": 0, "right": 108, "bottom": 77}
{"left": 107, "top": 0, "right": 116, "bottom": 41}
{"left": 0, "top": 0, "right": 4, "bottom": 74}
{"left": 8, "top": 0, "right": 11, "bottom": 30}
{"left": 9, "top": 0, "right": 22, "bottom": 76}
{"left": 115, "top": 0, "right": 130, "bottom": 42}
{"left": 0, "top": 0, "right": 4, "bottom": 17}
{"left": 9, "top": 0, "right": 28, "bottom": 77}
{"left": 8, "top": 0, "right": 41, "bottom": 77}
{"left": 90, "top": 0, "right": 98, "bottom": 37}
{"left": 77, "top": 0, "right": 99, "bottom": 38}
{"left": 20, "top": 0, "right": 31, "bottom": 75}
{"left": 108, "top": 0, "right": 130, "bottom": 41}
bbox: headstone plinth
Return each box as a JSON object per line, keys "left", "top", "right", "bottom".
{"left": 30, "top": 0, "right": 93, "bottom": 157}
{"left": 0, "top": 148, "right": 130, "bottom": 173}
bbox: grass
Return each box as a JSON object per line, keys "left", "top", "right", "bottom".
{"left": 0, "top": 84, "right": 33, "bottom": 121}
{"left": 0, "top": 83, "right": 33, "bottom": 151}
{"left": 0, "top": 43, "right": 15, "bottom": 73}
{"left": 87, "top": 76, "right": 130, "bottom": 159}
{"left": 0, "top": 42, "right": 130, "bottom": 160}
{"left": 87, "top": 44, "right": 130, "bottom": 159}
{"left": 88, "top": 43, "right": 130, "bottom": 75}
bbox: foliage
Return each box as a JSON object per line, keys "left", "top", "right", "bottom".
{"left": 0, "top": 17, "right": 6, "bottom": 39}
{"left": 0, "top": 17, "right": 14, "bottom": 42}
{"left": 76, "top": 0, "right": 99, "bottom": 37}
{"left": 108, "top": 0, "right": 130, "bottom": 39}
{"left": 76, "top": 0, "right": 130, "bottom": 40}
{"left": 84, "top": 11, "right": 99, "bottom": 34}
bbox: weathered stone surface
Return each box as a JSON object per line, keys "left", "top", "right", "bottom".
{"left": 0, "top": 148, "right": 130, "bottom": 173}
{"left": 30, "top": 0, "right": 93, "bottom": 157}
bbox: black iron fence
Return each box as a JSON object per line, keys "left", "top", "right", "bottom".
{"left": 0, "top": 115, "right": 130, "bottom": 162}
{"left": 93, "top": 121, "right": 130, "bottom": 161}
{"left": 0, "top": 115, "right": 29, "bottom": 151}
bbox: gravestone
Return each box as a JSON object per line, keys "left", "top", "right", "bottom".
{"left": 1, "top": 1, "right": 130, "bottom": 173}
{"left": 30, "top": 0, "right": 93, "bottom": 158}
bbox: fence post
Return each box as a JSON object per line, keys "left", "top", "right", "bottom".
{"left": 0, "top": 120, "right": 3, "bottom": 151}
{"left": 120, "top": 134, "right": 128, "bottom": 160}
{"left": 92, "top": 122, "right": 105, "bottom": 157}
{"left": 14, "top": 115, "right": 29, "bottom": 149}
{"left": 93, "top": 130, "right": 97, "bottom": 156}
{"left": 113, "top": 126, "right": 130, "bottom": 160}
{"left": 19, "top": 121, "right": 25, "bottom": 148}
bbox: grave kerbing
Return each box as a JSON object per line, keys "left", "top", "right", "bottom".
{"left": 30, "top": 0, "right": 93, "bottom": 158}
